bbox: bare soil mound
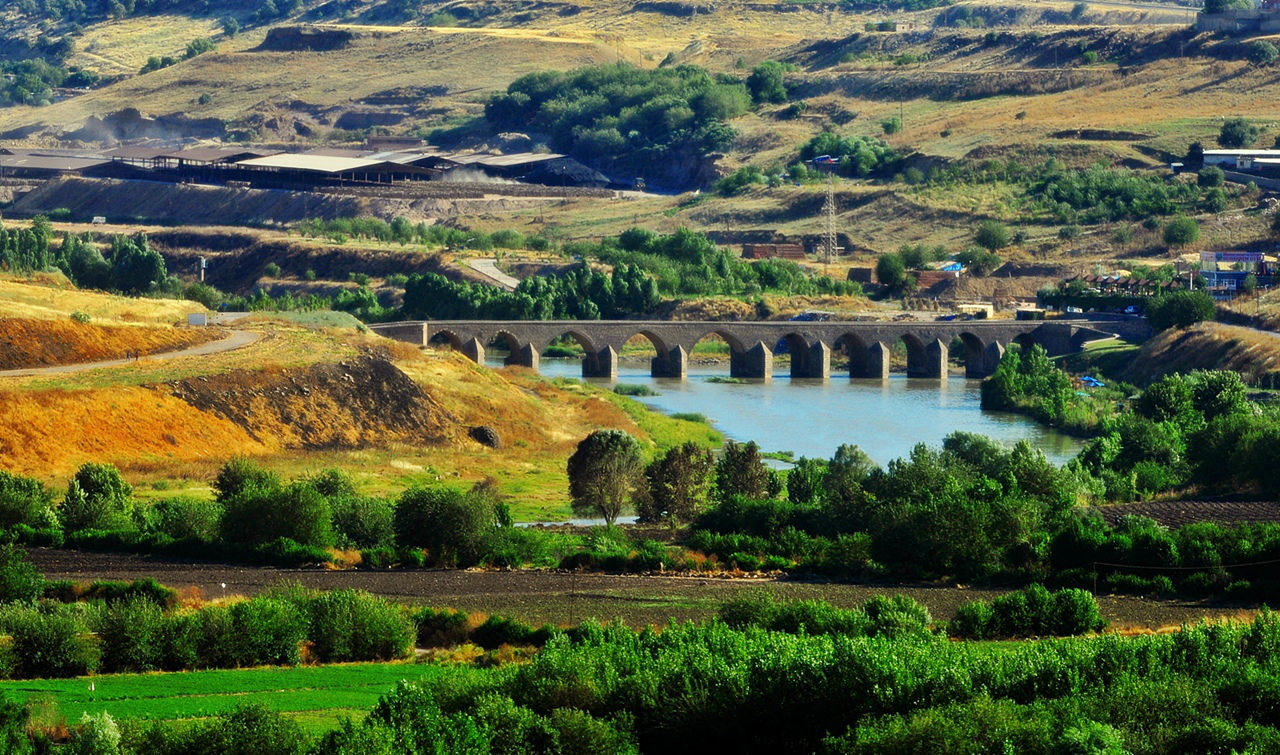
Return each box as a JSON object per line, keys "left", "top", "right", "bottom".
{"left": 0, "top": 319, "right": 219, "bottom": 370}
{"left": 165, "top": 354, "right": 457, "bottom": 449}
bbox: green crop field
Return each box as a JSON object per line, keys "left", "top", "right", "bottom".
{"left": 0, "top": 662, "right": 474, "bottom": 733}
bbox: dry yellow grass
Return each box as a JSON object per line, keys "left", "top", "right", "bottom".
{"left": 0, "top": 318, "right": 218, "bottom": 369}
{"left": 1125, "top": 322, "right": 1280, "bottom": 385}
{"left": 69, "top": 14, "right": 226, "bottom": 76}
{"left": 0, "top": 275, "right": 203, "bottom": 325}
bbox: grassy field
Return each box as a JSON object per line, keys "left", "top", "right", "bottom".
{"left": 0, "top": 662, "right": 469, "bottom": 734}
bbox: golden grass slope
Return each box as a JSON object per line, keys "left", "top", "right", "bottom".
{"left": 1125, "top": 322, "right": 1280, "bottom": 386}
{"left": 0, "top": 274, "right": 202, "bottom": 325}
{"left": 0, "top": 318, "right": 218, "bottom": 369}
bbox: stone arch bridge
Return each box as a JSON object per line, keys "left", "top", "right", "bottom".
{"left": 369, "top": 318, "right": 1148, "bottom": 381}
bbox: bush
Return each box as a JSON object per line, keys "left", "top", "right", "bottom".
{"left": 1219, "top": 117, "right": 1259, "bottom": 148}
{"left": 974, "top": 220, "right": 1011, "bottom": 251}
{"left": 97, "top": 596, "right": 165, "bottom": 672}
{"left": 1197, "top": 165, "right": 1225, "bottom": 187}
{"left": 863, "top": 594, "right": 932, "bottom": 638}
{"left": 331, "top": 496, "right": 395, "bottom": 550}
{"left": 1163, "top": 215, "right": 1199, "bottom": 246}
{"left": 67, "top": 712, "right": 120, "bottom": 755}
{"left": 0, "top": 546, "right": 43, "bottom": 604}
{"left": 305, "top": 590, "right": 414, "bottom": 662}
{"left": 61, "top": 462, "right": 133, "bottom": 532}
{"left": 1146, "top": 290, "right": 1215, "bottom": 332}
{"left": 0, "top": 471, "right": 56, "bottom": 530}
{"left": 394, "top": 485, "right": 497, "bottom": 567}
{"left": 471, "top": 615, "right": 553, "bottom": 649}
{"left": 145, "top": 496, "right": 222, "bottom": 542}
{"left": 1248, "top": 40, "right": 1279, "bottom": 65}
{"left": 413, "top": 607, "right": 470, "bottom": 648}
{"left": 949, "top": 599, "right": 995, "bottom": 639}
{"left": 10, "top": 609, "right": 99, "bottom": 678}
{"left": 1052, "top": 588, "right": 1106, "bottom": 635}
{"left": 229, "top": 598, "right": 307, "bottom": 667}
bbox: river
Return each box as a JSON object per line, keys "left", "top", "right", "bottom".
{"left": 491, "top": 357, "right": 1083, "bottom": 466}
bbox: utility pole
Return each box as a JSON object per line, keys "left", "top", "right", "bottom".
{"left": 822, "top": 174, "right": 837, "bottom": 275}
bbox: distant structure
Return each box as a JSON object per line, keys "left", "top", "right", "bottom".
{"left": 0, "top": 144, "right": 614, "bottom": 190}
{"left": 1196, "top": 1, "right": 1280, "bottom": 33}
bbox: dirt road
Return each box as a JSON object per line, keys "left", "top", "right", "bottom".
{"left": 0, "top": 328, "right": 258, "bottom": 378}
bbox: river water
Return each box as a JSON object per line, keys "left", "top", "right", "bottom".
{"left": 492, "top": 357, "right": 1083, "bottom": 467}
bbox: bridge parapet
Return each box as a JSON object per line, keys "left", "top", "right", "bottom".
{"left": 368, "top": 317, "right": 1149, "bottom": 381}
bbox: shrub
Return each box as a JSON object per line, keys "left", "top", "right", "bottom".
{"left": 0, "top": 471, "right": 56, "bottom": 530}
{"left": 305, "top": 590, "right": 414, "bottom": 662}
{"left": 863, "top": 594, "right": 932, "bottom": 638}
{"left": 331, "top": 496, "right": 395, "bottom": 550}
{"left": 413, "top": 607, "right": 470, "bottom": 648}
{"left": 146, "top": 496, "right": 222, "bottom": 542}
{"left": 949, "top": 599, "right": 995, "bottom": 639}
{"left": 1052, "top": 588, "right": 1106, "bottom": 635}
{"left": 263, "top": 262, "right": 281, "bottom": 277}
{"left": 1218, "top": 117, "right": 1259, "bottom": 148}
{"left": 0, "top": 546, "right": 43, "bottom": 604}
{"left": 230, "top": 598, "right": 307, "bottom": 667}
{"left": 1162, "top": 216, "right": 1198, "bottom": 247}
{"left": 222, "top": 480, "right": 333, "bottom": 549}
{"left": 97, "top": 596, "right": 165, "bottom": 672}
{"left": 67, "top": 712, "right": 120, "bottom": 755}
{"left": 974, "top": 220, "right": 1011, "bottom": 251}
{"left": 10, "top": 610, "right": 99, "bottom": 678}
{"left": 61, "top": 462, "right": 133, "bottom": 532}
{"left": 1197, "top": 165, "right": 1225, "bottom": 187}
{"left": 1146, "top": 290, "right": 1215, "bottom": 331}
{"left": 471, "top": 615, "right": 553, "bottom": 649}
{"left": 394, "top": 485, "right": 497, "bottom": 566}
{"left": 1248, "top": 40, "right": 1279, "bottom": 65}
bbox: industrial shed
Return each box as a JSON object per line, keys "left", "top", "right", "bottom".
{"left": 234, "top": 153, "right": 436, "bottom": 184}
{"left": 0, "top": 152, "right": 110, "bottom": 178}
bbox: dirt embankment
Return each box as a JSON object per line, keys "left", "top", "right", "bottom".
{"left": 147, "top": 230, "right": 461, "bottom": 295}
{"left": 0, "top": 319, "right": 219, "bottom": 370}
{"left": 1124, "top": 322, "right": 1280, "bottom": 386}
{"left": 166, "top": 354, "right": 457, "bottom": 449}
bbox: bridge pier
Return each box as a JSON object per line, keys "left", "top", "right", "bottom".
{"left": 791, "top": 341, "right": 831, "bottom": 380}
{"left": 862, "top": 342, "right": 891, "bottom": 380}
{"left": 730, "top": 341, "right": 773, "bottom": 381}
{"left": 461, "top": 337, "right": 485, "bottom": 364}
{"left": 982, "top": 342, "right": 1005, "bottom": 376}
{"left": 583, "top": 345, "right": 618, "bottom": 380}
{"left": 505, "top": 343, "right": 540, "bottom": 371}
{"left": 651, "top": 346, "right": 688, "bottom": 379}
{"left": 909, "top": 338, "right": 948, "bottom": 379}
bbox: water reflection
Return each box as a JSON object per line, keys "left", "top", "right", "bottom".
{"left": 491, "top": 357, "right": 1083, "bottom": 466}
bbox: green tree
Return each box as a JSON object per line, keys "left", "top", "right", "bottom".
{"left": 567, "top": 430, "right": 644, "bottom": 526}
{"left": 0, "top": 546, "right": 44, "bottom": 604}
{"left": 60, "top": 462, "right": 133, "bottom": 532}
{"left": 714, "top": 440, "right": 772, "bottom": 502}
{"left": 392, "top": 485, "right": 497, "bottom": 566}
{"left": 1218, "top": 117, "right": 1259, "bottom": 148}
{"left": 0, "top": 471, "right": 56, "bottom": 530}
{"left": 974, "top": 220, "right": 1011, "bottom": 251}
{"left": 746, "top": 61, "right": 787, "bottom": 104}
{"left": 1163, "top": 215, "right": 1199, "bottom": 246}
{"left": 1197, "top": 166, "right": 1224, "bottom": 187}
{"left": 639, "top": 442, "right": 715, "bottom": 527}
{"left": 1248, "top": 40, "right": 1279, "bottom": 65}
{"left": 786, "top": 457, "right": 827, "bottom": 505}
{"left": 1146, "top": 290, "right": 1215, "bottom": 331}
{"left": 881, "top": 117, "right": 902, "bottom": 135}
{"left": 875, "top": 252, "right": 910, "bottom": 295}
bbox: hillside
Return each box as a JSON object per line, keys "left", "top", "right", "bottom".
{"left": 1124, "top": 321, "right": 1280, "bottom": 386}
{"left": 0, "top": 277, "right": 718, "bottom": 518}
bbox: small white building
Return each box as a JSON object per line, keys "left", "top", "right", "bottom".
{"left": 1202, "top": 149, "right": 1280, "bottom": 169}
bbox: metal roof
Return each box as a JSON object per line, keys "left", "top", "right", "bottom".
{"left": 1204, "top": 149, "right": 1280, "bottom": 156}
{"left": 160, "top": 147, "right": 282, "bottom": 163}
{"left": 103, "top": 146, "right": 171, "bottom": 160}
{"left": 301, "top": 147, "right": 375, "bottom": 158}
{"left": 235, "top": 154, "right": 390, "bottom": 173}
{"left": 0, "top": 155, "right": 109, "bottom": 171}
{"left": 451, "top": 152, "right": 565, "bottom": 167}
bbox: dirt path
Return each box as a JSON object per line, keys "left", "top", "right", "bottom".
{"left": 26, "top": 549, "right": 1249, "bottom": 630}
{"left": 466, "top": 258, "right": 519, "bottom": 290}
{"left": 0, "top": 329, "right": 259, "bottom": 378}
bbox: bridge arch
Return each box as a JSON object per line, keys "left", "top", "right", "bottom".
{"left": 833, "top": 332, "right": 871, "bottom": 378}
{"left": 428, "top": 328, "right": 485, "bottom": 363}
{"left": 628, "top": 329, "right": 688, "bottom": 380}
{"left": 692, "top": 329, "right": 747, "bottom": 355}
